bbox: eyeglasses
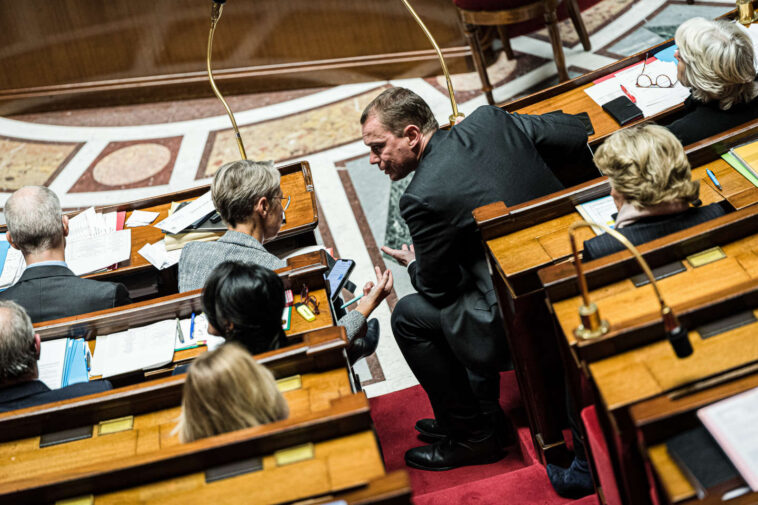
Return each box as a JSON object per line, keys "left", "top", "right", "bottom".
{"left": 636, "top": 53, "right": 677, "bottom": 88}
{"left": 279, "top": 195, "right": 291, "bottom": 211}
{"left": 300, "top": 284, "right": 319, "bottom": 315}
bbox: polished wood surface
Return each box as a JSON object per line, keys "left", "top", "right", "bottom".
{"left": 0, "top": 368, "right": 353, "bottom": 481}
{"left": 93, "top": 430, "right": 385, "bottom": 505}
{"left": 0, "top": 0, "right": 468, "bottom": 114}
{"left": 0, "top": 326, "right": 348, "bottom": 442}
{"left": 0, "top": 392, "right": 372, "bottom": 504}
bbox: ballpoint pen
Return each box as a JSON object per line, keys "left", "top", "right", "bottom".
{"left": 619, "top": 85, "right": 637, "bottom": 104}
{"left": 176, "top": 318, "right": 185, "bottom": 344}
{"left": 189, "top": 313, "right": 196, "bottom": 341}
{"left": 706, "top": 168, "right": 722, "bottom": 191}
{"left": 340, "top": 294, "right": 364, "bottom": 310}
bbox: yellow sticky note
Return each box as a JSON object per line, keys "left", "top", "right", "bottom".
{"left": 687, "top": 246, "right": 726, "bottom": 268}
{"left": 98, "top": 415, "right": 134, "bottom": 435}
{"left": 56, "top": 495, "right": 94, "bottom": 505}
{"left": 276, "top": 375, "right": 302, "bottom": 392}
{"left": 274, "top": 443, "right": 315, "bottom": 466}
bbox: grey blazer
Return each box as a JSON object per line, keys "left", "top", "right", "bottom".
{"left": 178, "top": 231, "right": 365, "bottom": 341}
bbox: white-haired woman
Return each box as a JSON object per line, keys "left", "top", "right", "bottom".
{"left": 582, "top": 124, "right": 728, "bottom": 261}
{"left": 664, "top": 17, "right": 758, "bottom": 145}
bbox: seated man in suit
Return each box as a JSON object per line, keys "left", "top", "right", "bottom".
{"left": 178, "top": 160, "right": 392, "bottom": 363}
{"left": 583, "top": 124, "right": 727, "bottom": 261}
{"left": 0, "top": 301, "right": 112, "bottom": 412}
{"left": 0, "top": 186, "right": 131, "bottom": 323}
{"left": 664, "top": 18, "right": 758, "bottom": 146}
{"left": 362, "top": 87, "right": 589, "bottom": 470}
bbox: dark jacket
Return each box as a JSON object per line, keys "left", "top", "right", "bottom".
{"left": 0, "top": 379, "right": 112, "bottom": 413}
{"left": 0, "top": 265, "right": 131, "bottom": 324}
{"left": 402, "top": 106, "right": 588, "bottom": 373}
{"left": 582, "top": 203, "right": 728, "bottom": 261}
{"left": 664, "top": 94, "right": 758, "bottom": 146}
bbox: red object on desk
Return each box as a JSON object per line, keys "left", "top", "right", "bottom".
{"left": 619, "top": 85, "right": 637, "bottom": 104}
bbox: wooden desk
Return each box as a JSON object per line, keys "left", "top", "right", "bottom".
{"left": 0, "top": 393, "right": 374, "bottom": 504}
{"left": 0, "top": 161, "right": 318, "bottom": 299}
{"left": 472, "top": 122, "right": 758, "bottom": 464}
{"left": 500, "top": 7, "right": 749, "bottom": 146}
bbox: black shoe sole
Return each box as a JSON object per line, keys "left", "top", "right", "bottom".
{"left": 404, "top": 450, "right": 506, "bottom": 471}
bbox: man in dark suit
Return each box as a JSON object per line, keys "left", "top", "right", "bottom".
{"left": 361, "top": 87, "right": 588, "bottom": 470}
{"left": 0, "top": 300, "right": 112, "bottom": 412}
{"left": 0, "top": 186, "right": 131, "bottom": 323}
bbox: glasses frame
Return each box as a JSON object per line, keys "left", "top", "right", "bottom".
{"left": 635, "top": 53, "right": 677, "bottom": 89}
{"left": 280, "top": 195, "right": 291, "bottom": 211}
{"left": 300, "top": 284, "right": 320, "bottom": 315}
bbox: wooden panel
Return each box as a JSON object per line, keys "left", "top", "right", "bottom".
{"left": 0, "top": 0, "right": 468, "bottom": 113}
{"left": 648, "top": 444, "right": 696, "bottom": 503}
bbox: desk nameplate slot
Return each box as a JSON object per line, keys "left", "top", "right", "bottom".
{"left": 205, "top": 456, "right": 263, "bottom": 483}
{"left": 632, "top": 261, "right": 686, "bottom": 287}
{"left": 696, "top": 311, "right": 757, "bottom": 340}
{"left": 97, "top": 415, "right": 134, "bottom": 435}
{"left": 40, "top": 425, "right": 93, "bottom": 448}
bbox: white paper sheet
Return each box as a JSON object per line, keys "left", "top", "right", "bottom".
{"left": 584, "top": 78, "right": 625, "bottom": 106}
{"left": 126, "top": 210, "right": 160, "bottom": 228}
{"left": 38, "top": 339, "right": 68, "bottom": 390}
{"left": 138, "top": 239, "right": 182, "bottom": 270}
{"left": 0, "top": 235, "right": 26, "bottom": 289}
{"left": 698, "top": 386, "right": 758, "bottom": 491}
{"left": 154, "top": 192, "right": 215, "bottom": 234}
{"left": 92, "top": 319, "right": 176, "bottom": 378}
{"left": 65, "top": 229, "right": 132, "bottom": 276}
{"left": 575, "top": 196, "right": 618, "bottom": 235}
{"left": 68, "top": 207, "right": 99, "bottom": 241}
{"left": 614, "top": 59, "right": 689, "bottom": 117}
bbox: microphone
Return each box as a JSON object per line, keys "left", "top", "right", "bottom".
{"left": 662, "top": 307, "right": 693, "bottom": 358}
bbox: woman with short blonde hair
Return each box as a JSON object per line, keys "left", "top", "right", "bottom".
{"left": 177, "top": 342, "right": 288, "bottom": 443}
{"left": 665, "top": 18, "right": 758, "bottom": 145}
{"left": 582, "top": 125, "right": 727, "bottom": 260}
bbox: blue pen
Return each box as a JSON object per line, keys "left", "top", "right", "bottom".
{"left": 706, "top": 169, "right": 722, "bottom": 191}
{"left": 340, "top": 294, "right": 364, "bottom": 310}
{"left": 189, "top": 313, "right": 196, "bottom": 341}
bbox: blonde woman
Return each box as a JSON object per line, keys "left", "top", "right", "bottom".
{"left": 582, "top": 124, "right": 727, "bottom": 260}
{"left": 664, "top": 18, "right": 758, "bottom": 145}
{"left": 177, "top": 343, "right": 288, "bottom": 442}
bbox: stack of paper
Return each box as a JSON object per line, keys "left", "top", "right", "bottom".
{"left": 154, "top": 192, "right": 215, "bottom": 234}
{"left": 126, "top": 210, "right": 159, "bottom": 228}
{"left": 38, "top": 338, "right": 89, "bottom": 389}
{"left": 585, "top": 57, "right": 690, "bottom": 117}
{"left": 138, "top": 239, "right": 182, "bottom": 270}
{"left": 65, "top": 207, "right": 131, "bottom": 276}
{"left": 723, "top": 139, "right": 758, "bottom": 188}
{"left": 575, "top": 195, "right": 617, "bottom": 235}
{"left": 0, "top": 234, "right": 25, "bottom": 291}
{"left": 90, "top": 319, "right": 176, "bottom": 378}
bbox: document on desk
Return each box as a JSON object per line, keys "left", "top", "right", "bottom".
{"left": 0, "top": 235, "right": 25, "bottom": 289}
{"left": 92, "top": 319, "right": 176, "bottom": 378}
{"left": 138, "top": 239, "right": 182, "bottom": 270}
{"left": 155, "top": 192, "right": 215, "bottom": 234}
{"left": 65, "top": 229, "right": 131, "bottom": 276}
{"left": 575, "top": 196, "right": 617, "bottom": 235}
{"left": 698, "top": 386, "right": 758, "bottom": 491}
{"left": 38, "top": 339, "right": 68, "bottom": 390}
{"left": 126, "top": 210, "right": 160, "bottom": 227}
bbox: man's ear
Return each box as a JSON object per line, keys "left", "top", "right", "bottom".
{"left": 33, "top": 333, "right": 41, "bottom": 360}
{"left": 61, "top": 215, "right": 70, "bottom": 237}
{"left": 403, "top": 124, "right": 422, "bottom": 148}
{"left": 6, "top": 231, "right": 18, "bottom": 250}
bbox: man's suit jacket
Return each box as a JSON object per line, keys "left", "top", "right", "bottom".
{"left": 582, "top": 203, "right": 727, "bottom": 261}
{"left": 0, "top": 265, "right": 131, "bottom": 324}
{"left": 664, "top": 95, "right": 758, "bottom": 146}
{"left": 0, "top": 379, "right": 112, "bottom": 413}
{"left": 178, "top": 230, "right": 366, "bottom": 341}
{"left": 402, "top": 106, "right": 588, "bottom": 374}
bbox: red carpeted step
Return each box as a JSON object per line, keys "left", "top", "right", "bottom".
{"left": 412, "top": 465, "right": 599, "bottom": 505}
{"left": 369, "top": 371, "right": 533, "bottom": 496}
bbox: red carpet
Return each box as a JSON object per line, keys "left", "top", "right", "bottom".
{"left": 369, "top": 372, "right": 600, "bottom": 505}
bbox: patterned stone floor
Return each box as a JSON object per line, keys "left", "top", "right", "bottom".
{"left": 0, "top": 0, "right": 737, "bottom": 397}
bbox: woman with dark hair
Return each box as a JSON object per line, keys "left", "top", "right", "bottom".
{"left": 202, "top": 261, "right": 287, "bottom": 355}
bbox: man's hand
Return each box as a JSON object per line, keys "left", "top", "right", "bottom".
{"left": 356, "top": 266, "right": 394, "bottom": 318}
{"left": 381, "top": 244, "right": 415, "bottom": 267}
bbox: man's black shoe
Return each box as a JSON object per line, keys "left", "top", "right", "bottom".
{"left": 547, "top": 457, "right": 594, "bottom": 498}
{"left": 415, "top": 418, "right": 449, "bottom": 441}
{"left": 347, "top": 318, "right": 380, "bottom": 363}
{"left": 404, "top": 433, "right": 505, "bottom": 471}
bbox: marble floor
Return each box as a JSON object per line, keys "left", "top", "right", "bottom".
{"left": 0, "top": 0, "right": 737, "bottom": 397}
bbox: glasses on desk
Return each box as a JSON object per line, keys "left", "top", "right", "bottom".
{"left": 636, "top": 54, "right": 677, "bottom": 88}
{"left": 279, "top": 195, "right": 291, "bottom": 211}
{"left": 300, "top": 284, "right": 320, "bottom": 315}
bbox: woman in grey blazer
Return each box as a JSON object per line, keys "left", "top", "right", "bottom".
{"left": 178, "top": 160, "right": 392, "bottom": 363}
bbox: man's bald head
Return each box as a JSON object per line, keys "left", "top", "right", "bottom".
{"left": 5, "top": 186, "right": 65, "bottom": 256}
{"left": 0, "top": 301, "right": 37, "bottom": 383}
